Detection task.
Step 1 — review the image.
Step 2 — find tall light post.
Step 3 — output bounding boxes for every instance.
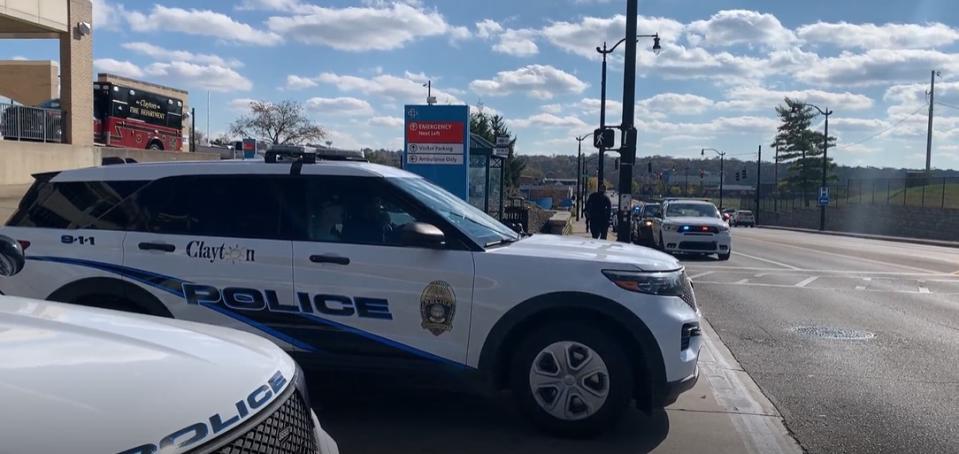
[800,103,833,231]
[575,134,591,221]
[595,35,660,187]
[702,148,726,210]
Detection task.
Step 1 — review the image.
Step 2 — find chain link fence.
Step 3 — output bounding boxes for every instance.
[754,177,959,212]
[0,102,63,143]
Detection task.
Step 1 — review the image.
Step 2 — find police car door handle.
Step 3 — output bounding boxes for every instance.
[138,242,175,253]
[309,254,350,265]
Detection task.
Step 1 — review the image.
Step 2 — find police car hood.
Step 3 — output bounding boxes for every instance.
[664,216,727,227]
[494,234,680,271]
[0,296,297,454]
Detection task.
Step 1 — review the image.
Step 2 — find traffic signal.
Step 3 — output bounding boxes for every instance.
[647,161,653,174]
[735,171,741,182]
[742,168,748,179]
[699,169,705,178]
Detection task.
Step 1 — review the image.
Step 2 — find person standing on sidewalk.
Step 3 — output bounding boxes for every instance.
[585,184,611,240]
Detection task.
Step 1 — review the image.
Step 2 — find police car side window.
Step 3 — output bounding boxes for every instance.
[11,180,145,229]
[302,177,422,247]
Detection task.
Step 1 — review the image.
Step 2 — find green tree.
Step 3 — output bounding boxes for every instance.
[771,98,836,205]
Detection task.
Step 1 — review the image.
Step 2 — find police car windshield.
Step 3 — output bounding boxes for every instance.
[391,177,520,247]
[666,203,720,219]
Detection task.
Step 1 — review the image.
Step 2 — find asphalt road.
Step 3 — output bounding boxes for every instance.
[684,227,959,453]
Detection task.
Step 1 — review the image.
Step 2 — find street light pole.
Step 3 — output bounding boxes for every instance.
[575,134,589,221]
[597,43,609,186]
[702,148,726,210]
[802,103,833,231]
[755,145,761,224]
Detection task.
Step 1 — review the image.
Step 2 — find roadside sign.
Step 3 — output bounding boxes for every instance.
[493,147,510,158]
[242,138,257,159]
[404,105,471,200]
[619,193,631,209]
[593,128,615,149]
[496,135,511,146]
[818,186,830,206]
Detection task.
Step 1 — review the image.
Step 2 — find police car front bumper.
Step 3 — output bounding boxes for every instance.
[662,367,699,406]
[661,230,731,254]
[312,411,340,454]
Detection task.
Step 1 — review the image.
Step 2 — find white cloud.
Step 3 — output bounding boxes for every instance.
[122,42,241,67]
[92,0,123,29]
[639,93,715,115]
[796,49,959,87]
[128,5,282,46]
[492,29,540,57]
[266,3,458,51]
[541,15,685,61]
[469,64,588,100]
[285,75,319,90]
[236,0,303,11]
[369,116,404,128]
[94,58,144,79]
[797,22,959,50]
[315,72,464,104]
[229,98,257,112]
[305,97,374,116]
[476,19,504,39]
[686,10,797,49]
[145,61,253,92]
[717,86,874,111]
[640,116,778,135]
[512,113,588,129]
[448,26,472,42]
[575,98,624,118]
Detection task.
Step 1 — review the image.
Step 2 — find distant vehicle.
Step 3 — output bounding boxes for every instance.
[94,81,184,150]
[0,237,339,454]
[632,202,661,246]
[732,210,755,227]
[721,208,736,223]
[652,199,731,260]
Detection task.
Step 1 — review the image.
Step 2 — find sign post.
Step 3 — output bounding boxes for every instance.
[403,105,471,200]
[818,186,830,207]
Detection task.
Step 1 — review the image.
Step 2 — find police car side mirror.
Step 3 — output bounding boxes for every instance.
[399,222,446,248]
[0,235,25,277]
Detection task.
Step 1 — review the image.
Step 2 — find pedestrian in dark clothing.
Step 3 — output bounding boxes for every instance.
[585,185,611,240]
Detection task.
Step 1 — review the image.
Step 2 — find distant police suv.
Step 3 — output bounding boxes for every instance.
[0,236,337,454]
[652,199,732,260]
[0,148,702,435]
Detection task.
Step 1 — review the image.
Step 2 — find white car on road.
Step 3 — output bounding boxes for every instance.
[652,199,732,260]
[0,236,338,454]
[0,148,701,436]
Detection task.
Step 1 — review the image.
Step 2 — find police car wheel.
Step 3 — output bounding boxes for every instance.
[718,252,731,261]
[510,322,633,437]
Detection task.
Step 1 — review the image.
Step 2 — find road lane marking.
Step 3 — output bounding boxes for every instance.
[688,270,716,280]
[919,287,931,294]
[736,236,942,274]
[856,285,866,291]
[795,276,819,288]
[735,278,750,284]
[695,280,958,295]
[863,277,872,282]
[732,251,802,270]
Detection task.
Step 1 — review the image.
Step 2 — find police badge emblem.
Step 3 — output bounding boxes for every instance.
[420,281,456,336]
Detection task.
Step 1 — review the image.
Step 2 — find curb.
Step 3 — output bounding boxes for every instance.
[757,225,959,249]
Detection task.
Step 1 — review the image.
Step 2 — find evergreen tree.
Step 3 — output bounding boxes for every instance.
[771,98,836,205]
[471,112,525,190]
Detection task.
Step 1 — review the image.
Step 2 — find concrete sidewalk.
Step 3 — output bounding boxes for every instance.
[759,224,959,249]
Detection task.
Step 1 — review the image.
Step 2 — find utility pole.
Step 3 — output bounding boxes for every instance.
[617,0,638,243]
[774,146,779,213]
[575,135,589,221]
[597,43,609,186]
[926,70,939,173]
[684,162,689,196]
[207,91,211,145]
[755,145,762,224]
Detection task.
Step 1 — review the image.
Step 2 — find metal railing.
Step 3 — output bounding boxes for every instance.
[754,177,959,211]
[0,102,63,143]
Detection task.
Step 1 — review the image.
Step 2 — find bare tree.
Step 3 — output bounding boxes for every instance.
[229,100,326,145]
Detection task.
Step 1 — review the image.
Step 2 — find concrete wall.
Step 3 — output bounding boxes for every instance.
[100,147,220,163]
[59,0,92,146]
[760,205,959,242]
[0,60,58,105]
[0,0,69,36]
[0,140,97,184]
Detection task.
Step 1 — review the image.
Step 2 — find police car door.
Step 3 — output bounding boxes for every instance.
[289,175,474,368]
[121,174,301,350]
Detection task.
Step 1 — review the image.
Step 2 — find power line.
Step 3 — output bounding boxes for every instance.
[936,100,959,111]
[843,105,927,147]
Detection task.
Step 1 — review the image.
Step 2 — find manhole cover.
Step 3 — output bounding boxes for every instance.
[793,326,875,340]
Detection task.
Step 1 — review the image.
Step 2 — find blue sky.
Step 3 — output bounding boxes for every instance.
[4,0,959,169]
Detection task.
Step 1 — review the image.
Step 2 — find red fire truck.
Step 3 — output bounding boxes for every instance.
[94,81,184,150]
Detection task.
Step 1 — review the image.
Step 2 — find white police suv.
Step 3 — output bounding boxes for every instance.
[0,236,338,454]
[0,149,701,436]
[652,199,732,260]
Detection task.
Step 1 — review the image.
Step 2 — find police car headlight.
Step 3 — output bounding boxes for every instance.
[603,270,684,296]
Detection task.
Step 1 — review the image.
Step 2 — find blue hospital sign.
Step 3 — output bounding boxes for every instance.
[404,105,471,200]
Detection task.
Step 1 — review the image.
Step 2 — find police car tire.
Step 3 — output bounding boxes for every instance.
[510,322,633,437]
[718,252,731,261]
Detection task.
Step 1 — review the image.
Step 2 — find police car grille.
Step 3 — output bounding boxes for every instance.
[214,391,317,454]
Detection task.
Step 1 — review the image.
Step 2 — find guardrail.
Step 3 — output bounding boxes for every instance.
[0,102,63,143]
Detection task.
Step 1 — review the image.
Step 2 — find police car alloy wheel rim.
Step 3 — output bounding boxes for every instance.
[529,341,610,421]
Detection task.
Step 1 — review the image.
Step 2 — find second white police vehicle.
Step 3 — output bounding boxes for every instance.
[652,199,732,260]
[0,146,702,435]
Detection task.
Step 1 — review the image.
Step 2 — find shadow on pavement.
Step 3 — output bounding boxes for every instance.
[308,373,670,453]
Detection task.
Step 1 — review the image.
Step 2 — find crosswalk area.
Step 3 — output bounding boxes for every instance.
[684,266,959,296]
